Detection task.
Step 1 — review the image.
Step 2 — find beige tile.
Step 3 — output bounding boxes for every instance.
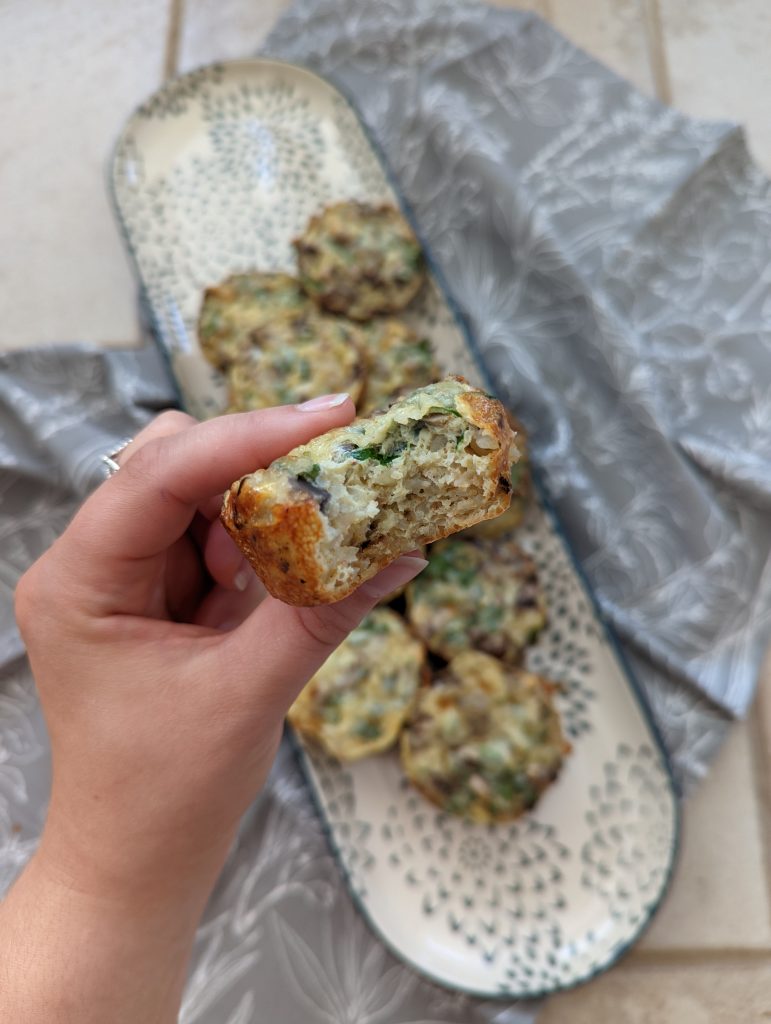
[0,0,172,350]
[658,0,771,173]
[177,0,291,73]
[541,960,771,1023]
[542,0,656,96]
[177,0,552,75]
[178,0,552,74]
[492,0,551,13]
[753,650,771,894]
[640,722,771,950]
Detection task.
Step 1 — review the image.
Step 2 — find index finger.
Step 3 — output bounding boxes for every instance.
[66,397,355,571]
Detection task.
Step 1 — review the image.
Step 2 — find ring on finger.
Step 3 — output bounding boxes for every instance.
[101,437,135,478]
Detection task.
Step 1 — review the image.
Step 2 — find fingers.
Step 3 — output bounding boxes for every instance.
[61,396,356,588]
[213,553,428,717]
[202,519,251,591]
[164,533,208,622]
[114,410,197,468]
[194,573,265,631]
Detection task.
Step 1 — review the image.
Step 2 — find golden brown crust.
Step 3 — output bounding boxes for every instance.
[460,412,531,539]
[455,387,516,518]
[222,477,512,606]
[400,773,447,815]
[221,484,330,604]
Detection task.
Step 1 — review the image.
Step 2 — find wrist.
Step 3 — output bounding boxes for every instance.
[24,847,201,932]
[37,801,237,921]
[0,853,201,1024]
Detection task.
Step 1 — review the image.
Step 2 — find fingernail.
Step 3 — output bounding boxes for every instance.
[364,555,429,599]
[233,567,251,592]
[297,393,350,412]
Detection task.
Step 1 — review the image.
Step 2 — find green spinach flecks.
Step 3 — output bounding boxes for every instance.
[427,405,461,418]
[350,440,408,465]
[298,463,321,483]
[354,720,382,740]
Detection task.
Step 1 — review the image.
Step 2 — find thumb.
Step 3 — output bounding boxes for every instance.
[213,553,428,718]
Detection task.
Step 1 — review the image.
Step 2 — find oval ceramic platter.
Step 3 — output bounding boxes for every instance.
[111,59,679,999]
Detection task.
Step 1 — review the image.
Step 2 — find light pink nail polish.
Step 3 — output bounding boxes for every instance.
[365,555,429,599]
[297,393,350,412]
[233,568,250,592]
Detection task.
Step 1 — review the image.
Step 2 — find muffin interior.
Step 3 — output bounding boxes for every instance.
[288,408,508,591]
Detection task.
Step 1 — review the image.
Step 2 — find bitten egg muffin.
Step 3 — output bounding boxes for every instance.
[221,378,516,605]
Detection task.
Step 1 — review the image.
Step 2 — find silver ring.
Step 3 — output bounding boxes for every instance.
[102,437,134,478]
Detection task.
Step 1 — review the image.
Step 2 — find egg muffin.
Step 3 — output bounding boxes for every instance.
[197,272,309,369]
[406,536,546,663]
[221,377,516,605]
[460,414,532,538]
[226,308,367,412]
[294,201,425,321]
[288,608,427,761]
[401,651,568,822]
[359,319,440,415]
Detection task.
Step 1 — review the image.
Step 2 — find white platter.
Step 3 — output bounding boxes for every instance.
[111,59,680,999]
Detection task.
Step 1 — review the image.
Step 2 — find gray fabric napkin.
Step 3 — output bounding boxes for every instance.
[1,0,770,1020]
[265,0,771,731]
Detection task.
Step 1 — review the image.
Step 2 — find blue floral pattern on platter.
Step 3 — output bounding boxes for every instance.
[111,59,679,998]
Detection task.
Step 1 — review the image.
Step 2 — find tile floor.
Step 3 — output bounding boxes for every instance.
[2,1,771,1018]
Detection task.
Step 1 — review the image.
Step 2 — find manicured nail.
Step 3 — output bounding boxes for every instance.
[233,567,251,592]
[364,555,429,599]
[217,620,239,632]
[297,393,350,412]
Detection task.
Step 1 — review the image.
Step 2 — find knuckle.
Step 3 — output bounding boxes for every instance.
[121,410,194,474]
[13,571,34,630]
[122,433,166,484]
[153,408,194,433]
[122,410,195,488]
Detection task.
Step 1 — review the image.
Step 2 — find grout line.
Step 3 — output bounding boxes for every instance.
[163,0,185,80]
[641,0,673,104]
[95,340,145,350]
[747,659,771,938]
[628,947,771,966]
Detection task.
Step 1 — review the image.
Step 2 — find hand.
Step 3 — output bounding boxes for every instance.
[3,396,426,1023]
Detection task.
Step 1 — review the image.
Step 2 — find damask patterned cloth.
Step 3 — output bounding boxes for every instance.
[1,1,770,1021]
